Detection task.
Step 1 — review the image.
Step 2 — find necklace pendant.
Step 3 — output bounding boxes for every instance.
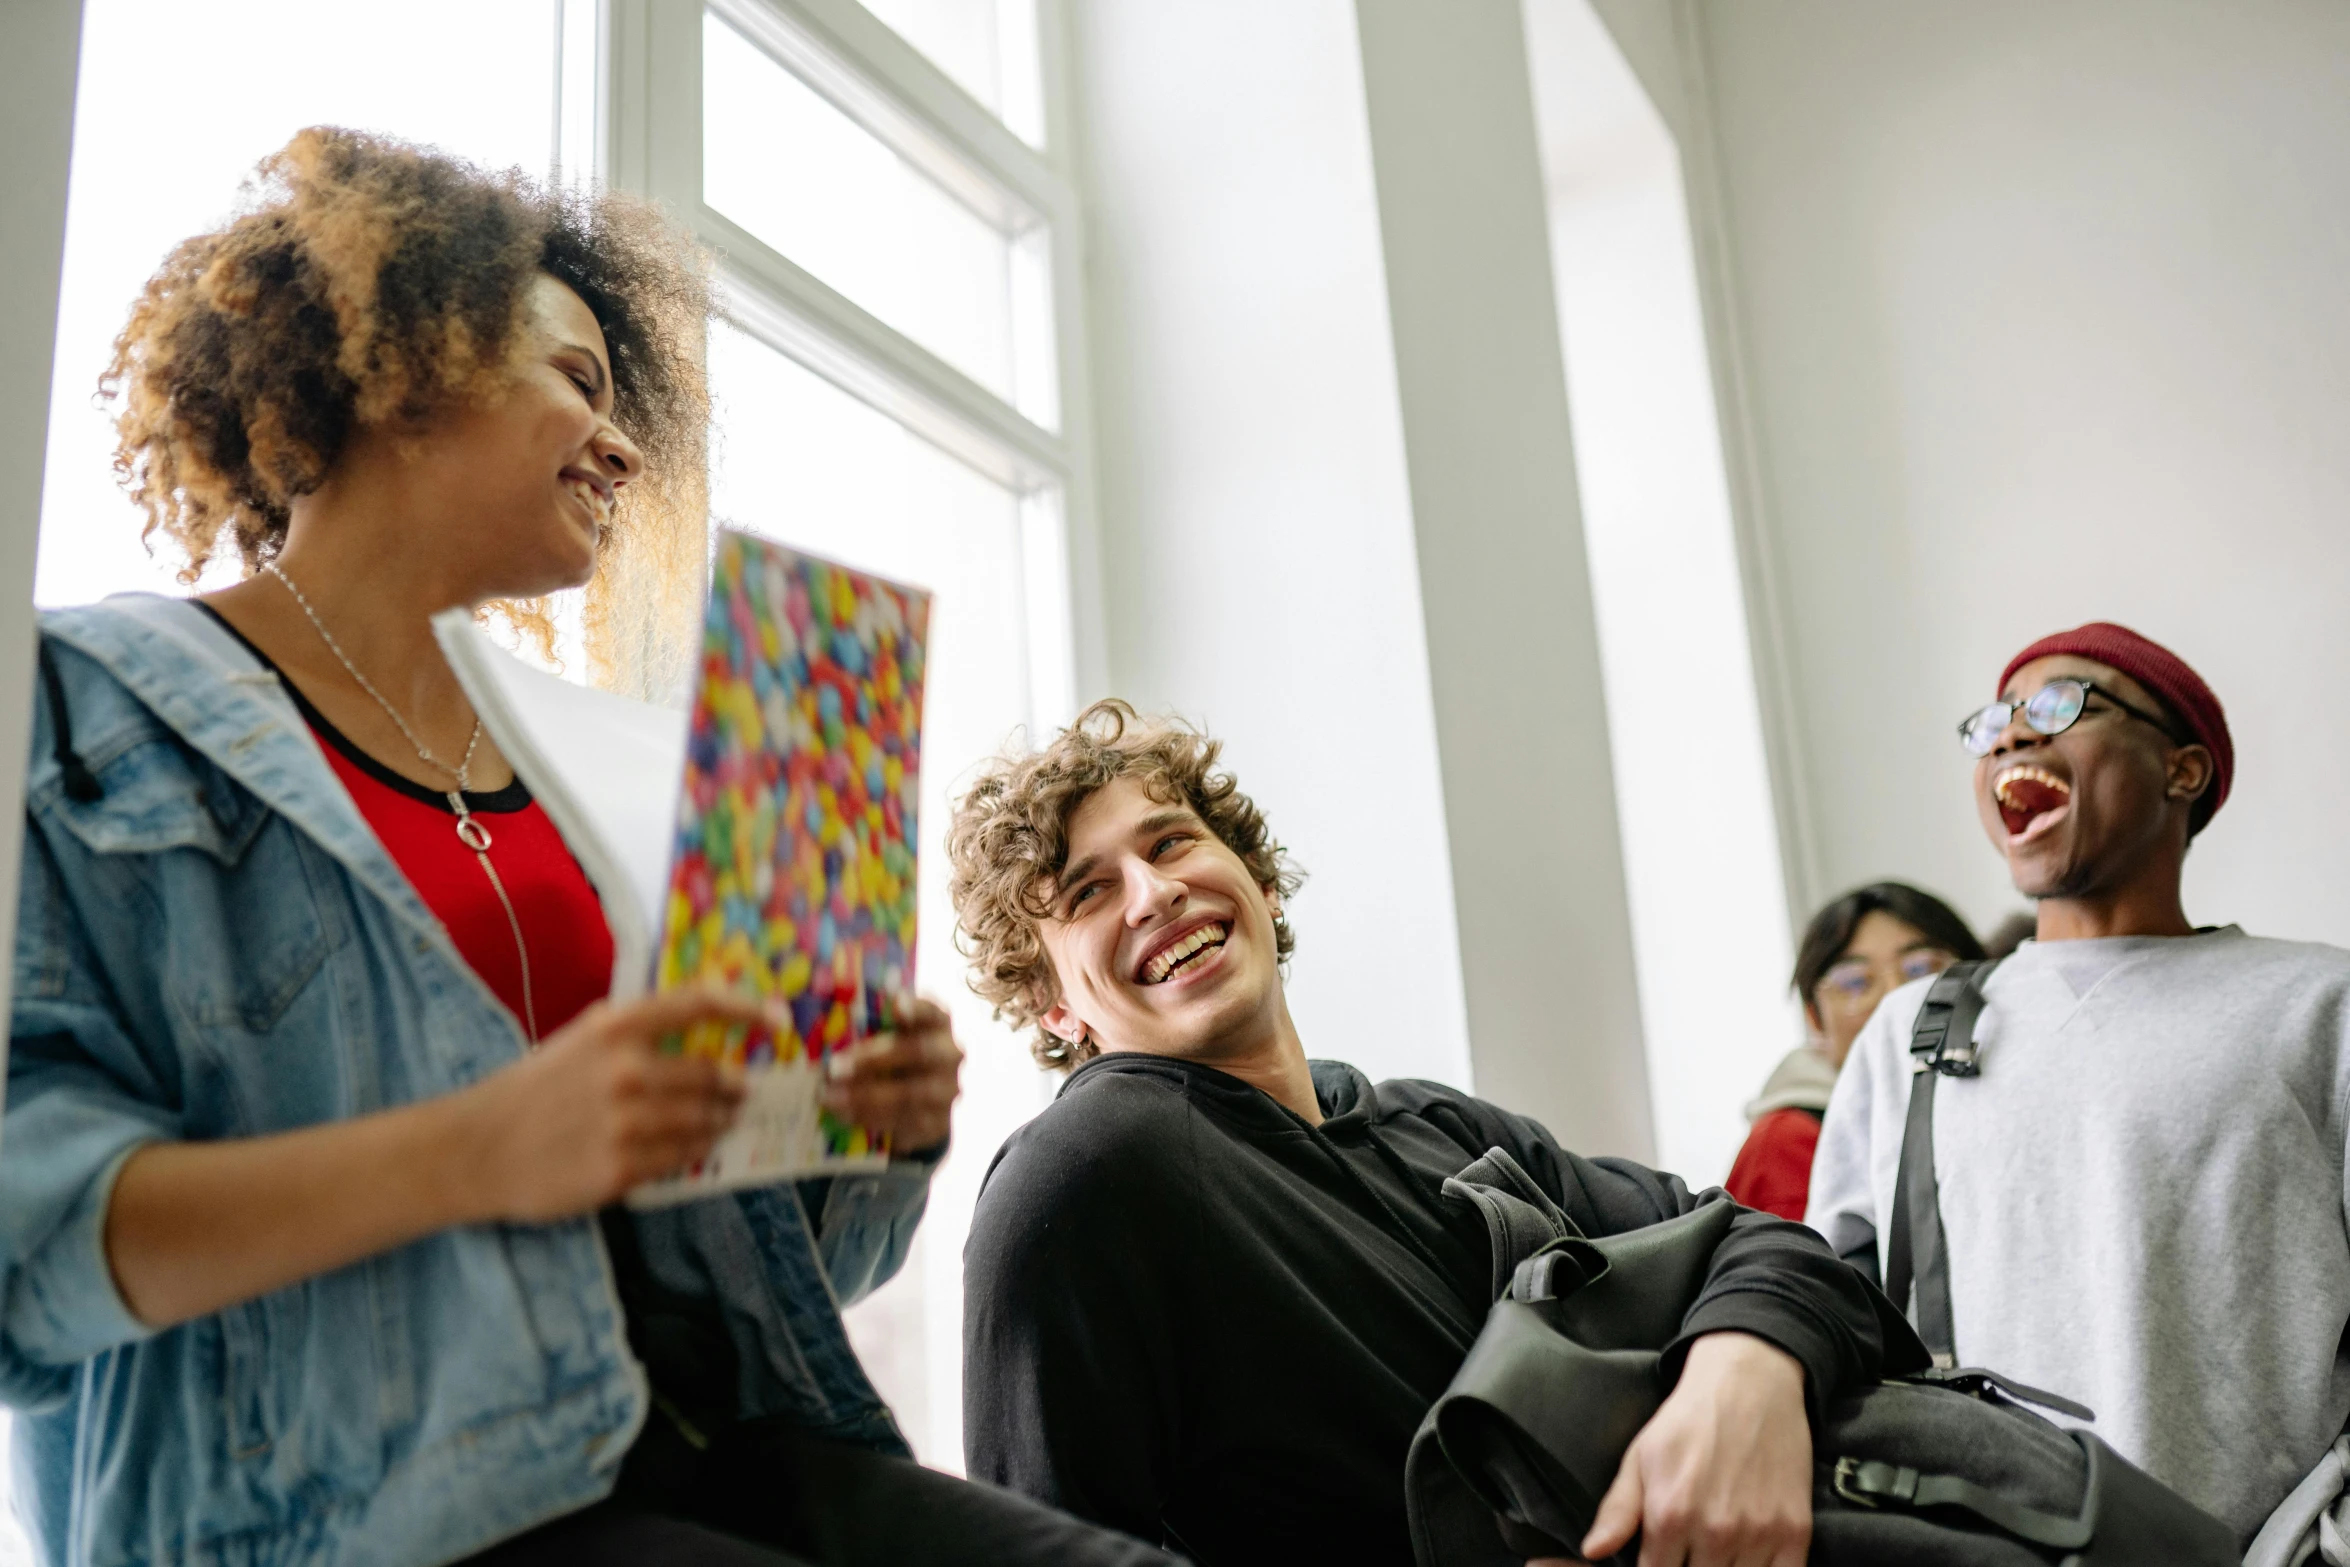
[273,564,532,1037]
[447,791,494,852]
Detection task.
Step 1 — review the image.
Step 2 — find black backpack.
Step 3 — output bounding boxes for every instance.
[1404,1063,2238,1567]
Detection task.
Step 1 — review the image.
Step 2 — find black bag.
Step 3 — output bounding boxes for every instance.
[1404,1143,2237,1565]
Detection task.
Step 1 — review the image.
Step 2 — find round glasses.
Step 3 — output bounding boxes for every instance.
[1816,948,1957,1013]
[1957,678,2179,757]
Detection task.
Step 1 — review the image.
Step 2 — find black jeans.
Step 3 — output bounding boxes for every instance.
[461,1421,1175,1567]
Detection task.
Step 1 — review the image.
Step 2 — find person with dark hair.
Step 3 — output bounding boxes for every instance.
[1724,884,1983,1220]
[5,129,1169,1567]
[949,701,1907,1567]
[1807,622,2350,1550]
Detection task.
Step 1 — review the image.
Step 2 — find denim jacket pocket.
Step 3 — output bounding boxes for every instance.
[209,1274,392,1499]
[41,736,331,1041]
[169,823,340,1039]
[43,729,270,867]
[217,1289,305,1462]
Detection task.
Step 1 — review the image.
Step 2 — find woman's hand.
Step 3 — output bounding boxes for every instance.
[101,986,940,1332]
[819,997,965,1155]
[106,987,764,1329]
[1553,1330,1812,1567]
[456,986,762,1223]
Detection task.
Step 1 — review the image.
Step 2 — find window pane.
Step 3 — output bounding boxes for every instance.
[859,0,1045,146]
[707,321,1054,1467]
[704,10,1055,423]
[36,0,561,610]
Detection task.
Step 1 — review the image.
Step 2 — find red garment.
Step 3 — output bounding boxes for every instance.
[1723,1108,1822,1223]
[314,736,613,1040]
[197,603,610,1024]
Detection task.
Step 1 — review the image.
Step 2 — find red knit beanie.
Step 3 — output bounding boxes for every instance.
[1998,622,2232,830]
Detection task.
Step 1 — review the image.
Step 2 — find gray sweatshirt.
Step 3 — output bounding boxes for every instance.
[1807,927,2350,1545]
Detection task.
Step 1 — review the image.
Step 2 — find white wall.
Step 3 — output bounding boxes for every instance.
[0,3,86,1557]
[1352,0,1652,1157]
[1640,0,2350,946]
[1,0,85,1116]
[1066,0,1473,1091]
[1070,1,1665,1157]
[1525,0,1796,1184]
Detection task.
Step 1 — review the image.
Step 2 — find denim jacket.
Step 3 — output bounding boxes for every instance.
[3,597,925,1567]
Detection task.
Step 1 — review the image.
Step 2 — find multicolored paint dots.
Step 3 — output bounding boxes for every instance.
[655,530,930,1166]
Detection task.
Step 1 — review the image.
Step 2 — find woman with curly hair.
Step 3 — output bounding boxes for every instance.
[5,129,1164,1567]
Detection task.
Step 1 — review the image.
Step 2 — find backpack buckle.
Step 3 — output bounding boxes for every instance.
[1908,963,1991,1079]
[1909,1021,1981,1078]
[1833,1455,1920,1509]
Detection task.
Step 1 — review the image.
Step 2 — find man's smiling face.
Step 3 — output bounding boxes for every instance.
[1974,654,2207,899]
[1036,775,1289,1065]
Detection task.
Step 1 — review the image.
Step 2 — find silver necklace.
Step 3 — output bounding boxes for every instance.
[266,560,540,1041]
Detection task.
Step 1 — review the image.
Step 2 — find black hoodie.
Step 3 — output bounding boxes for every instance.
[963,1055,1892,1566]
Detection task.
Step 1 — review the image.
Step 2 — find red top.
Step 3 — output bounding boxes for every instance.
[1723,1108,1822,1223]
[203,607,612,1038]
[311,743,613,1040]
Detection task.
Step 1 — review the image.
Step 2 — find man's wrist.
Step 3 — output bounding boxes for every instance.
[1683,1329,1807,1391]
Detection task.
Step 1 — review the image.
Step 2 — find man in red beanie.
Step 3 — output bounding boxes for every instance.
[1808,622,2350,1551]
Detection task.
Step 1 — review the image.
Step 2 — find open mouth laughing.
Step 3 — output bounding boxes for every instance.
[1993,764,2072,842]
[1136,919,1230,986]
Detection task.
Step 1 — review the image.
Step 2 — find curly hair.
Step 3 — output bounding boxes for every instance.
[103,126,710,685]
[947,700,1304,1072]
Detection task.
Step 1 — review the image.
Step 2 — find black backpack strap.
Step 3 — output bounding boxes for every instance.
[1905,1364,2094,1421]
[1884,958,2000,1368]
[1441,1146,1583,1302]
[1832,1427,2098,1552]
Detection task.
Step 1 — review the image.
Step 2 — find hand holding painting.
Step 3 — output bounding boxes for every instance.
[634,530,954,1202]
[451,985,762,1223]
[820,996,963,1155]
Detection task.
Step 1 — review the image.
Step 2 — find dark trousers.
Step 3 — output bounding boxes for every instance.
[462,1421,1174,1567]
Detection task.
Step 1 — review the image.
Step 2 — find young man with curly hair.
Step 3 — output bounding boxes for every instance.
[1808,624,2350,1551]
[950,702,1909,1567]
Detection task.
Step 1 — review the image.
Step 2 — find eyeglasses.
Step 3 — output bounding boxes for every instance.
[1817,949,1957,1011]
[1956,678,2181,758]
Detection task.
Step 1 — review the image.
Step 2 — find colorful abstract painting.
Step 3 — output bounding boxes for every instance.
[638,530,929,1198]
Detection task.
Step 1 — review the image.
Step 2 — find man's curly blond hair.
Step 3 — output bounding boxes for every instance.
[103,126,709,690]
[947,700,1304,1073]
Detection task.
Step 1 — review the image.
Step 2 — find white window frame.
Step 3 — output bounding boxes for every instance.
[593,0,1098,735]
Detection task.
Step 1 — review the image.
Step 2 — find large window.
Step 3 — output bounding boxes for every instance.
[35,0,568,609]
[702,319,1055,1461]
[27,0,1090,1489]
[629,0,1086,1469]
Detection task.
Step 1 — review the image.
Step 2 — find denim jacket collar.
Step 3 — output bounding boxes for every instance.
[43,593,457,955]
